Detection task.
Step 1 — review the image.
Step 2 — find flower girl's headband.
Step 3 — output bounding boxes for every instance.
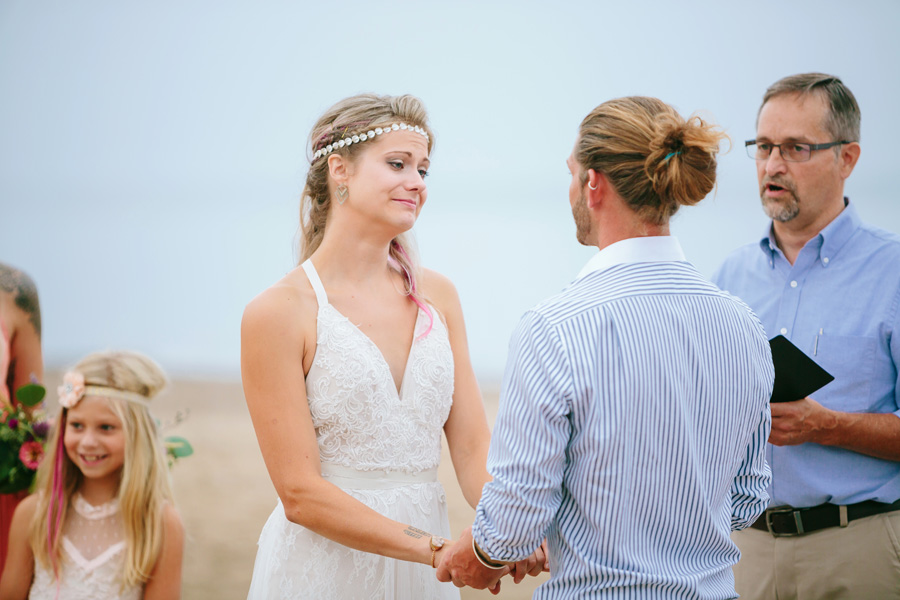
[312,122,430,162]
[57,371,150,409]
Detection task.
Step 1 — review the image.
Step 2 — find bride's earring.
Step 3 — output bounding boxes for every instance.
[336,184,349,205]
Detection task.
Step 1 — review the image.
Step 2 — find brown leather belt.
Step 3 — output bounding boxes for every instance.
[749,498,900,537]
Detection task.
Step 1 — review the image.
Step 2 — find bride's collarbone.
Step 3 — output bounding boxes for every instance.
[330,288,418,329]
[327,293,420,382]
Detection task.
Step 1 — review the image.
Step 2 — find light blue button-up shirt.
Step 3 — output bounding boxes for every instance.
[713,200,900,507]
[474,236,773,599]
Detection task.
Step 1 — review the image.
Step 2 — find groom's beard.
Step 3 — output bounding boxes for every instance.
[573,189,593,246]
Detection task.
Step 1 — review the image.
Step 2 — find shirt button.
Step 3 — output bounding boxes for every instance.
[823,257,830,264]
[790,280,798,288]
[780,328,787,335]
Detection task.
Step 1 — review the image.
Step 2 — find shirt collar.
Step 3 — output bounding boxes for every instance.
[757,197,861,264]
[576,236,687,280]
[819,198,861,260]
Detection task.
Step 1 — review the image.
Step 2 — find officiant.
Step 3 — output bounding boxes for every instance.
[713,73,900,599]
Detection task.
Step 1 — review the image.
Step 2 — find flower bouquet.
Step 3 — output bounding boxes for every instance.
[0,383,48,494]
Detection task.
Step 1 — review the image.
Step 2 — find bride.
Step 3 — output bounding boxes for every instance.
[242,93,541,599]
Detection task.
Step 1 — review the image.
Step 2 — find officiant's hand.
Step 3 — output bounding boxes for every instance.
[435,526,509,594]
[769,396,835,446]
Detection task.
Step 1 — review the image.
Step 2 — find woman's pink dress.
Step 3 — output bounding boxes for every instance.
[0,318,27,573]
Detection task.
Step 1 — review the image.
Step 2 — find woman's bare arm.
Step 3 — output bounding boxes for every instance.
[241,281,442,565]
[0,265,43,411]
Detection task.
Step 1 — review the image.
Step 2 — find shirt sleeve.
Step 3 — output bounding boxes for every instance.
[472,310,574,561]
[730,403,772,530]
[709,263,726,289]
[891,283,900,419]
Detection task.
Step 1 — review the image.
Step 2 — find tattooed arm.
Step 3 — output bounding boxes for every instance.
[0,263,43,410]
[243,281,453,567]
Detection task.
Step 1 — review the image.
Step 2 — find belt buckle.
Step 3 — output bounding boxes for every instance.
[765,506,804,537]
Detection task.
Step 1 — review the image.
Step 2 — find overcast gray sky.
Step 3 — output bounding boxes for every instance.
[2,0,899,382]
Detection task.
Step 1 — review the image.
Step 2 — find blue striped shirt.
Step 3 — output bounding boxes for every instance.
[474,236,773,599]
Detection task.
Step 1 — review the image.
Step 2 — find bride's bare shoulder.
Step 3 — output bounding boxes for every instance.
[242,267,318,334]
[419,268,462,317]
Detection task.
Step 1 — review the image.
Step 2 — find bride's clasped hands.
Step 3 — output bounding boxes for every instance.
[435,527,549,594]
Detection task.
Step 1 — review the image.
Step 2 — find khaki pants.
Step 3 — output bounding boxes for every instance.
[732,512,900,599]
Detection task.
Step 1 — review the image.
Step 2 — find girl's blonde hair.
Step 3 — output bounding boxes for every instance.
[29,350,174,588]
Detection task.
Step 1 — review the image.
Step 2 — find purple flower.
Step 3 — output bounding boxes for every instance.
[32,421,50,438]
[7,418,18,429]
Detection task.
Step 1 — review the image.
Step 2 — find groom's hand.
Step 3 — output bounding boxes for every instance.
[435,526,509,594]
[509,539,549,582]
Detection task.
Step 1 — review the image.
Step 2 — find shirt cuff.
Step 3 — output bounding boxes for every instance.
[472,506,527,563]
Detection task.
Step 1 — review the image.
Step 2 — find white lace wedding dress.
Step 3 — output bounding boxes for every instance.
[29,495,141,600]
[247,260,460,600]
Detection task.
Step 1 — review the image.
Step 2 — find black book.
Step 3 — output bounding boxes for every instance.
[768,335,834,403]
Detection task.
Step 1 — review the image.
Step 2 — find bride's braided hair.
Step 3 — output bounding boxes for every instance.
[299,93,436,335]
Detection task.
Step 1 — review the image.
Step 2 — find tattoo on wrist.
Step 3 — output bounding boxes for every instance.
[402,525,429,539]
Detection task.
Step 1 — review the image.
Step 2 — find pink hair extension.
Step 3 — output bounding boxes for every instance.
[391,240,433,338]
[47,411,68,592]
[313,120,378,152]
[312,132,332,152]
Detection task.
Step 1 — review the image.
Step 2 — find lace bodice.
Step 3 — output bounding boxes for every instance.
[29,495,141,600]
[302,260,455,473]
[249,261,459,599]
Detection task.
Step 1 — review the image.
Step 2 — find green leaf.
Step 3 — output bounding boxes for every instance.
[165,436,194,459]
[15,384,46,407]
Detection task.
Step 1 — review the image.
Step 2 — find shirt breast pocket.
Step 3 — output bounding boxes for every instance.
[813,335,876,412]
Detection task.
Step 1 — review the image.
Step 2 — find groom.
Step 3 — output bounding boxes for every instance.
[437,97,774,598]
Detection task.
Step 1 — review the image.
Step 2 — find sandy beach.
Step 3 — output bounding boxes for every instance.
[40,372,548,599]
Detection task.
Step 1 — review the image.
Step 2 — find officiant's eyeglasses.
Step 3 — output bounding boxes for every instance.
[745,140,850,162]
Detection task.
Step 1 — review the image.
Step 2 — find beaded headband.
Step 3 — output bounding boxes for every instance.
[58,371,150,409]
[312,123,429,162]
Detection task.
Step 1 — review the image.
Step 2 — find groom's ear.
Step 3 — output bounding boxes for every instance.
[585,169,609,209]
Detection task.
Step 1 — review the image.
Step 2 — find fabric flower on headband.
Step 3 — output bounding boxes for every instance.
[58,372,86,408]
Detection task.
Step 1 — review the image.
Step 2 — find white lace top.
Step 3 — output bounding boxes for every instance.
[303,260,455,474]
[247,260,460,599]
[29,495,141,600]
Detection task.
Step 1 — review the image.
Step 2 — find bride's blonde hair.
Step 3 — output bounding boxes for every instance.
[29,350,174,588]
[299,93,435,334]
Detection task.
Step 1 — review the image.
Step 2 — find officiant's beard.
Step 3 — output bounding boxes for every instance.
[573,190,593,245]
[761,190,801,222]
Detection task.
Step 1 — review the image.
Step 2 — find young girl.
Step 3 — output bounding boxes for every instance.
[0,351,184,599]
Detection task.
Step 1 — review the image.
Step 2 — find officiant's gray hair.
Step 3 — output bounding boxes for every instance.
[759,73,860,144]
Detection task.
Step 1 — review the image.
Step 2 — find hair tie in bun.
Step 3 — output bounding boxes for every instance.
[663,151,682,162]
